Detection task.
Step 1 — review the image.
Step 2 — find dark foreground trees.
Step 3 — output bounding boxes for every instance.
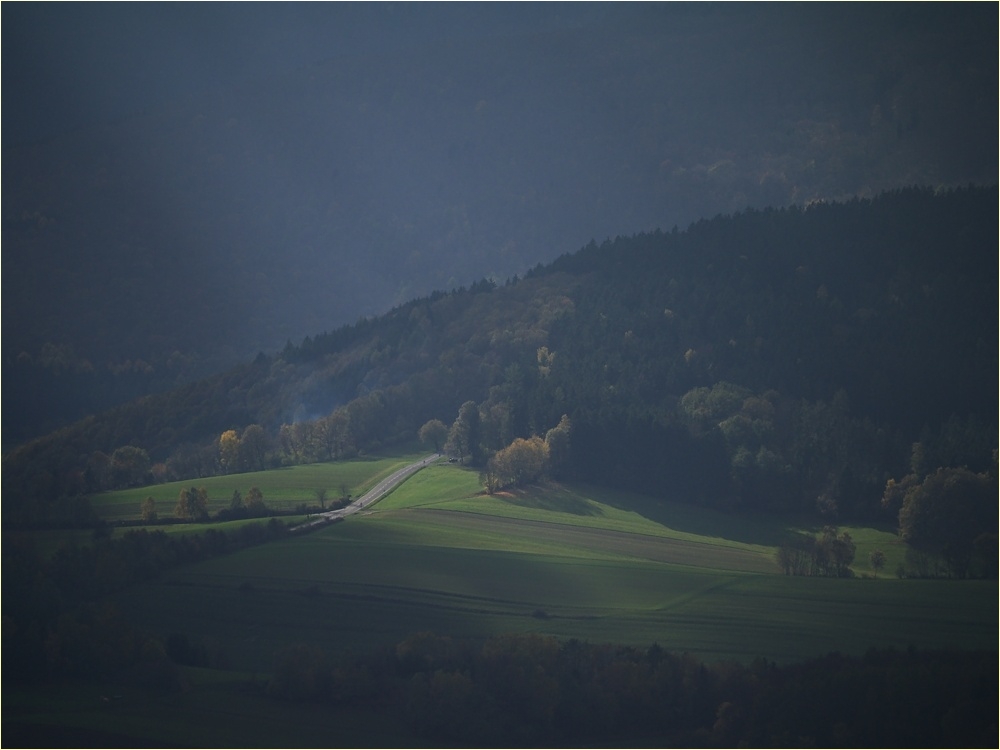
[2,519,289,687]
[264,631,998,748]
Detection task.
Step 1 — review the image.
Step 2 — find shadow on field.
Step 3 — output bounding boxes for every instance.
[496,486,604,517]
[580,484,792,547]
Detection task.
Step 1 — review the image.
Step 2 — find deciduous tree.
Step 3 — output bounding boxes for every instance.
[817,526,856,577]
[140,496,158,523]
[175,487,209,521]
[239,424,269,472]
[245,486,268,515]
[482,436,549,493]
[544,415,572,480]
[418,419,449,452]
[869,548,886,578]
[898,466,996,577]
[229,489,244,512]
[313,488,327,510]
[219,430,240,473]
[447,401,481,465]
[109,445,151,488]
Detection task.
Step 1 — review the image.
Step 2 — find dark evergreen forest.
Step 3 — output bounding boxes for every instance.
[5,187,996,545]
[4,4,996,445]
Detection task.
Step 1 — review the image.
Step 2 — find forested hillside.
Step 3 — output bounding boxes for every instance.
[4,4,996,443]
[6,188,995,548]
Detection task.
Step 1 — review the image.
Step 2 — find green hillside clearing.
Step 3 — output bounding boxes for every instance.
[108,462,995,671]
[90,453,425,520]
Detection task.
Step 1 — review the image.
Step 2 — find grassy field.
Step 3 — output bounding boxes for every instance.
[89,453,427,520]
[9,458,996,746]
[109,463,996,673]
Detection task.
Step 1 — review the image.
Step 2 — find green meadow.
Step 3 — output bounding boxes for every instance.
[108,462,996,672]
[90,453,426,520]
[9,458,996,746]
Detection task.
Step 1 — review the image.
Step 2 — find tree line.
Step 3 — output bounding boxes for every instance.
[261,631,997,747]
[428,402,572,495]
[2,518,289,687]
[776,526,857,577]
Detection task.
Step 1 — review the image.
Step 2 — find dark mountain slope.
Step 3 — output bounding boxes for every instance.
[4,4,996,444]
[3,187,996,523]
[543,187,995,429]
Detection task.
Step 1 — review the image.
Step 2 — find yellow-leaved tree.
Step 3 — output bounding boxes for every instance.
[219,430,239,473]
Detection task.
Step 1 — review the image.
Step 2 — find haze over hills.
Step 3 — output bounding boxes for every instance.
[3,3,997,445]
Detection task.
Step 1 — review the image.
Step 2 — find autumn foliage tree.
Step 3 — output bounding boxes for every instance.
[218,425,270,473]
[896,466,996,577]
[481,436,549,494]
[140,496,158,522]
[245,486,268,515]
[219,429,240,473]
[175,486,209,521]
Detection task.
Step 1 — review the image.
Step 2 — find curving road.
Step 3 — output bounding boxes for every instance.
[290,454,439,533]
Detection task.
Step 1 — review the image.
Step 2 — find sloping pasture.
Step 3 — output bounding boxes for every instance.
[112,464,997,672]
[90,453,424,520]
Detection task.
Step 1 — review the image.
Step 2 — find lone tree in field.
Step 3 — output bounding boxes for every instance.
[418,419,449,452]
[140,496,158,523]
[869,548,886,578]
[313,488,328,510]
[245,486,268,515]
[175,487,209,521]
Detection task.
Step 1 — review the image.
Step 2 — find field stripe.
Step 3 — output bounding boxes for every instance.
[378,507,778,573]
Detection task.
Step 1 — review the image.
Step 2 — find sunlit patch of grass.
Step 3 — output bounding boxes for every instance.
[374,463,484,511]
[90,454,426,521]
[782,519,906,578]
[376,468,776,559]
[84,451,993,674]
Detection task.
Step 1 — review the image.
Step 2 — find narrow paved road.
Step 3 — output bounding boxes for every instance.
[290,454,439,533]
